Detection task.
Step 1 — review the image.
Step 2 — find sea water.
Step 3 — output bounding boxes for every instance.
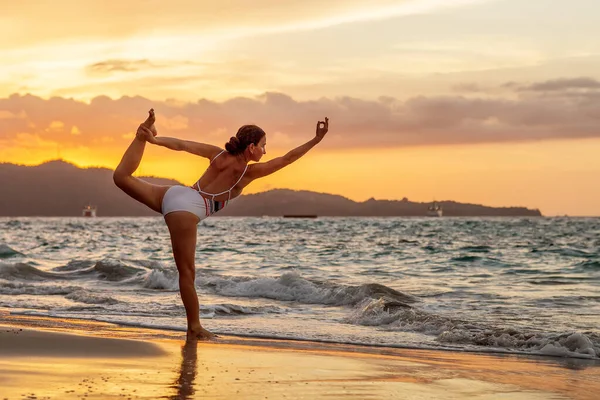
[1,216,598,359]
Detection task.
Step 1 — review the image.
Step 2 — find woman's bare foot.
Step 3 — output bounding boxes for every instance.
[186,326,218,342]
[141,108,157,136]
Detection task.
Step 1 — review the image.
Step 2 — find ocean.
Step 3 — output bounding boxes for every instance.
[1,216,598,359]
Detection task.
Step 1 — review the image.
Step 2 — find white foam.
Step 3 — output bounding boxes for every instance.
[204,272,417,306]
[0,280,77,295]
[142,270,178,290]
[65,289,121,305]
[538,333,598,358]
[347,297,600,358]
[348,298,453,335]
[438,329,599,358]
[203,303,284,316]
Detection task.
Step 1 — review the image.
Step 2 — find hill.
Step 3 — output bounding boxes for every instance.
[0,161,542,217]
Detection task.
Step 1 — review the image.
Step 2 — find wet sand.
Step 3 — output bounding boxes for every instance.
[0,313,599,399]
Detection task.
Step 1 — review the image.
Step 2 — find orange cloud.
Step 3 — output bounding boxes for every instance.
[1,82,599,155]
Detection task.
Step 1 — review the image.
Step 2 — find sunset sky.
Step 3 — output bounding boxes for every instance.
[1,0,599,216]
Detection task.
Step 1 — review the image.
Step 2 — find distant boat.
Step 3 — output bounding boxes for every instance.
[82,205,97,217]
[283,215,318,219]
[427,201,443,217]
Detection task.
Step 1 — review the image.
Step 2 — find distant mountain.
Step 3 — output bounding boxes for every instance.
[0,161,542,217]
[219,190,542,217]
[0,160,178,217]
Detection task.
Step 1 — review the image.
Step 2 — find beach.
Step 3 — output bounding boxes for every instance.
[1,313,599,400]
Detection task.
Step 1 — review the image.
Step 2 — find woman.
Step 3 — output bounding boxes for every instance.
[113,109,329,341]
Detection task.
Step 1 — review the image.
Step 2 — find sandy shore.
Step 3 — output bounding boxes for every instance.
[0,313,599,400]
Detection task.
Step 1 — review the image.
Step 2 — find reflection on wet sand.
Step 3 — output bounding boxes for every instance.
[170,342,198,400]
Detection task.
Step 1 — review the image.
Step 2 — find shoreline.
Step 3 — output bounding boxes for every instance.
[5,310,599,362]
[1,313,599,399]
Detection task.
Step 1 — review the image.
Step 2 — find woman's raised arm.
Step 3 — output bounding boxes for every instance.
[247,118,328,180]
[137,125,222,160]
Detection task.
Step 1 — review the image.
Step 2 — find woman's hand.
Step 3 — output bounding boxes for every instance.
[316,117,329,140]
[136,125,157,144]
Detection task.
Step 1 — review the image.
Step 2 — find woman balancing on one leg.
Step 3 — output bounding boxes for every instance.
[113,109,329,341]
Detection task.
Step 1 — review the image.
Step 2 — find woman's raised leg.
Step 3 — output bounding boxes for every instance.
[113,109,168,213]
[165,211,216,341]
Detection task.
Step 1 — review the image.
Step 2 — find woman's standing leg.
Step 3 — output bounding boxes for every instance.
[165,211,216,341]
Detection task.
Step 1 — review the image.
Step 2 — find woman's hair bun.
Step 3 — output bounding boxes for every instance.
[224,125,266,155]
[225,136,242,153]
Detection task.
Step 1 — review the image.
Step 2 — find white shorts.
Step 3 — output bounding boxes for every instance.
[161,185,228,221]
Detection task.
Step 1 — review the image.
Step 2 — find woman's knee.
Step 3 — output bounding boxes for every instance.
[113,169,129,189]
[178,266,196,284]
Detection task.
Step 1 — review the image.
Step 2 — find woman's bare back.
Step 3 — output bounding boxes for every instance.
[191,151,250,201]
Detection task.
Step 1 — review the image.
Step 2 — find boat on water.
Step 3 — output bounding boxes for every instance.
[427,201,443,217]
[82,205,97,217]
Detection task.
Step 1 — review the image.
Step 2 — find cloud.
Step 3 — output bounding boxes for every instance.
[452,83,486,93]
[86,59,157,74]
[159,115,189,131]
[0,82,598,154]
[519,77,600,92]
[84,59,207,77]
[0,110,26,119]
